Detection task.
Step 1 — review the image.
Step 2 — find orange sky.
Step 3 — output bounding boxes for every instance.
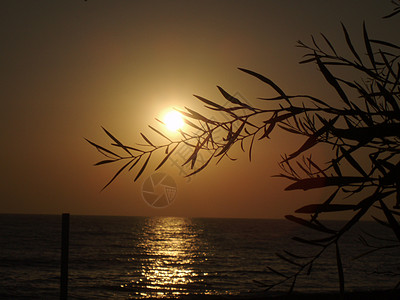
[1,1,398,218]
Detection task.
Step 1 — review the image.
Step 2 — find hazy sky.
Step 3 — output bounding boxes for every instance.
[1,1,398,218]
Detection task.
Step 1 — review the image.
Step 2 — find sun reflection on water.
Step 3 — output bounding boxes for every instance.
[122,217,211,298]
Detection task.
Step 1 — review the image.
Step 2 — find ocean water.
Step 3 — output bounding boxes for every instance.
[0,214,399,299]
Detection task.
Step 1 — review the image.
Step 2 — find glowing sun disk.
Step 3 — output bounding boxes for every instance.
[164,111,184,131]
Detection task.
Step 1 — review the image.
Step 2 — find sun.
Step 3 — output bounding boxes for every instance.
[163,110,184,131]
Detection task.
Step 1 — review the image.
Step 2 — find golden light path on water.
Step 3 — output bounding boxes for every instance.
[121,217,223,298]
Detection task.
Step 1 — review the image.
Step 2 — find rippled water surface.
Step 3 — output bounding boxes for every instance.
[0,214,399,299]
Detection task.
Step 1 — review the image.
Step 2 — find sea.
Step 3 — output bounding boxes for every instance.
[0,214,399,299]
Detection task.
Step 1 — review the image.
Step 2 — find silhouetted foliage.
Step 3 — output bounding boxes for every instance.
[87,2,400,295]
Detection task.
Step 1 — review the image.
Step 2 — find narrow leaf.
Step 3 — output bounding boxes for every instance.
[307,157,327,177]
[140,133,155,147]
[249,134,255,162]
[217,86,253,110]
[238,68,291,104]
[321,32,337,56]
[185,107,215,123]
[383,8,400,19]
[332,159,342,177]
[315,53,351,106]
[299,57,316,64]
[110,143,142,152]
[276,253,303,267]
[193,94,226,110]
[94,159,118,166]
[155,144,179,170]
[128,157,141,171]
[183,118,203,131]
[102,127,132,156]
[363,22,376,71]
[102,159,133,191]
[370,39,400,50]
[342,23,362,64]
[259,123,275,140]
[148,125,172,142]
[266,266,289,278]
[85,138,122,159]
[134,153,151,182]
[185,154,214,177]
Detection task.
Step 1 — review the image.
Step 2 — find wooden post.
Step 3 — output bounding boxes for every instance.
[60,213,70,300]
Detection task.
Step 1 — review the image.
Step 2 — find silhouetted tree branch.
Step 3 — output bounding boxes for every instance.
[87,2,400,295]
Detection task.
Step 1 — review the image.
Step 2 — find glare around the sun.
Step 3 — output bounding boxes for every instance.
[164,110,184,131]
